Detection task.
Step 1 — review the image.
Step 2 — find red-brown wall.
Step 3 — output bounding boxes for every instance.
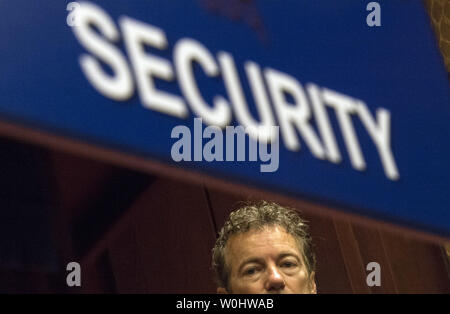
[0,138,449,293]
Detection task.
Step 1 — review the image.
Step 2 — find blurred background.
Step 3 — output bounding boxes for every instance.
[0,0,449,293]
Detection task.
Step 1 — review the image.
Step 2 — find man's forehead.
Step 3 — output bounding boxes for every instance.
[228,225,295,242]
[225,225,303,263]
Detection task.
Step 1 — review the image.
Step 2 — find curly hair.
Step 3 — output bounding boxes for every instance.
[211,201,316,289]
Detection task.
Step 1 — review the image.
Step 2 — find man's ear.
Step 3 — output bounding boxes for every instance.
[309,271,317,294]
[217,287,228,294]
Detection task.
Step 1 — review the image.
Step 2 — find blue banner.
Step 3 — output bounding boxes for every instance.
[0,1,449,236]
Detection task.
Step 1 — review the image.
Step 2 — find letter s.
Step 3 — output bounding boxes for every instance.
[72,2,134,100]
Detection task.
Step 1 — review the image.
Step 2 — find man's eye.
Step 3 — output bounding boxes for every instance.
[244,268,258,275]
[282,261,296,268]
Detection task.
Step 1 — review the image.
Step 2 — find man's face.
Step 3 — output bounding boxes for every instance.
[218,225,316,294]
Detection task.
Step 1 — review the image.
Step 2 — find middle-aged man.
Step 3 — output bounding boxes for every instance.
[212,201,317,294]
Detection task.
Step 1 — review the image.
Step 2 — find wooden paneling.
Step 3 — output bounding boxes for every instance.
[302,214,353,294]
[107,223,148,293]
[351,225,398,293]
[205,186,354,293]
[380,232,450,293]
[0,137,52,204]
[0,137,448,293]
[79,252,117,294]
[107,178,218,293]
[0,270,58,293]
[48,150,119,220]
[333,220,371,293]
[203,185,450,294]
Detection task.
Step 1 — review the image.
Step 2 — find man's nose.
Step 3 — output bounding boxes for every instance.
[265,266,285,292]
